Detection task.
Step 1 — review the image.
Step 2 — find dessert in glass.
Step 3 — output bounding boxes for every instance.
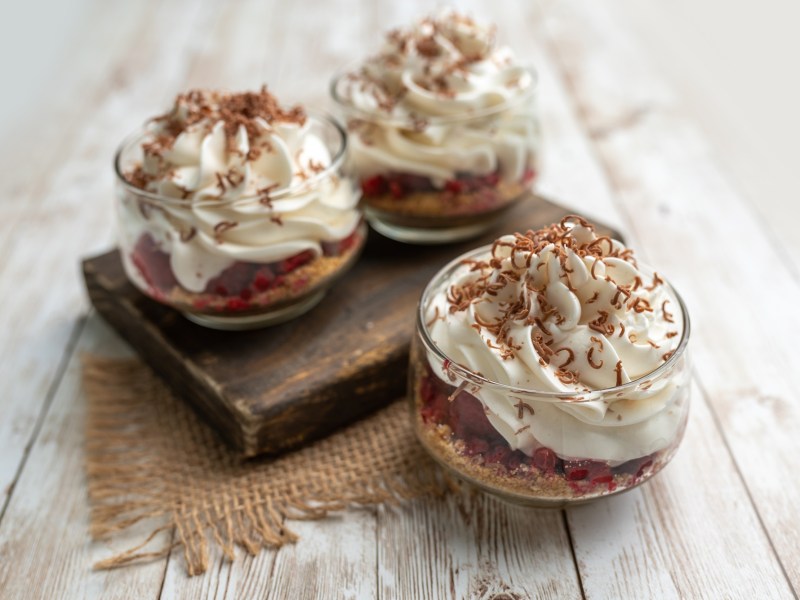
[115,88,365,329]
[410,216,691,506]
[331,10,540,244]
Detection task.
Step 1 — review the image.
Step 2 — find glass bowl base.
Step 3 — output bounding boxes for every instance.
[182,289,326,330]
[367,214,495,245]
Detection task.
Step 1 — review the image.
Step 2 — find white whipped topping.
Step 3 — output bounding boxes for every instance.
[425,220,687,463]
[120,89,361,292]
[335,10,539,186]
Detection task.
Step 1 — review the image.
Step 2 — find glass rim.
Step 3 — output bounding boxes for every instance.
[113,110,348,208]
[416,242,691,403]
[329,63,538,127]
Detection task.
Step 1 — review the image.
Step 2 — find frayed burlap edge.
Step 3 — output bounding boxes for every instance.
[83,356,449,575]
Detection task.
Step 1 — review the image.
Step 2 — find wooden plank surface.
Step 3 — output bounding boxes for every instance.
[0,0,798,598]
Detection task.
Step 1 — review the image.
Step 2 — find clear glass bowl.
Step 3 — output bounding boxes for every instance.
[330,69,541,244]
[114,114,366,330]
[409,246,691,507]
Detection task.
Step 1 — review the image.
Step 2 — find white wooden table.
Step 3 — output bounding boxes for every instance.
[1,1,798,598]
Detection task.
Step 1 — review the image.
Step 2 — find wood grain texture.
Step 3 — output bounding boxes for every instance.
[536,0,800,596]
[377,494,581,600]
[83,194,617,457]
[0,315,172,600]
[0,0,798,597]
[0,0,212,521]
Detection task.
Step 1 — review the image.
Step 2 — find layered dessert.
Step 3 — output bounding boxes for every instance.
[331,10,540,242]
[410,216,691,505]
[115,87,365,328]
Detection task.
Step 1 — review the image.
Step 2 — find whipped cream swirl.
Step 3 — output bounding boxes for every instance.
[120,88,361,292]
[425,217,688,462]
[334,10,539,185]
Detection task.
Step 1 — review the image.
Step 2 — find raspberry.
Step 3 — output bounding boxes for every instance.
[321,229,360,257]
[532,447,558,473]
[564,460,590,481]
[449,392,499,441]
[204,262,253,297]
[591,474,614,485]
[418,375,449,424]
[225,298,250,311]
[565,459,612,483]
[360,175,387,196]
[131,234,177,292]
[278,250,315,274]
[253,270,274,292]
[388,180,405,199]
[444,179,465,194]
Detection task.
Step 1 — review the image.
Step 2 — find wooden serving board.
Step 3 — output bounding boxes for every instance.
[83,193,622,457]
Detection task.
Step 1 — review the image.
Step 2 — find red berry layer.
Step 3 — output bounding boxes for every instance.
[418,368,657,493]
[129,227,363,313]
[361,168,536,202]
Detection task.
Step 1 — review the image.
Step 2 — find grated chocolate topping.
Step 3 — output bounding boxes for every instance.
[124,87,306,191]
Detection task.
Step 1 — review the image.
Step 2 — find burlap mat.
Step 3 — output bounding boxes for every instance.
[83,357,445,576]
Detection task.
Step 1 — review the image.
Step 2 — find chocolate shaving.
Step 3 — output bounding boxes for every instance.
[415,36,441,58]
[555,369,580,385]
[257,183,281,206]
[213,220,237,242]
[307,159,325,174]
[553,347,575,368]
[588,310,615,335]
[215,172,227,193]
[627,297,654,313]
[615,360,624,386]
[179,227,197,243]
[125,166,154,190]
[514,399,535,419]
[440,218,642,363]
[662,299,675,323]
[515,424,531,435]
[587,347,604,369]
[156,86,305,154]
[426,305,442,328]
[590,258,603,280]
[646,272,664,291]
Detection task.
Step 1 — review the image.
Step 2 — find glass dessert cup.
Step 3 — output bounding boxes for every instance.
[330,71,540,244]
[409,247,692,507]
[114,114,366,330]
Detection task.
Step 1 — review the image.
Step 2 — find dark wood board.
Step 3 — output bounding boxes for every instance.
[83,194,622,457]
